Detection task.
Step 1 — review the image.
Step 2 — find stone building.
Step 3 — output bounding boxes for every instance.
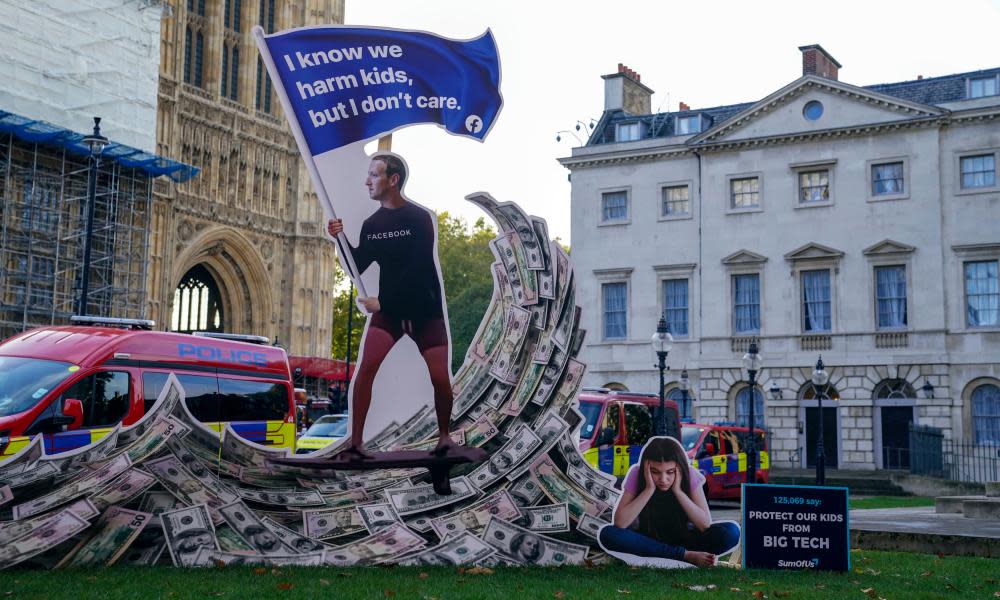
[151,0,345,356]
[561,46,1000,471]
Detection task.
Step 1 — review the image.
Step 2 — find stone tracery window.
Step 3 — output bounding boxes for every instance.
[171,264,224,334]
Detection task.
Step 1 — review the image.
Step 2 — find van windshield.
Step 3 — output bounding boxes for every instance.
[681,427,703,451]
[579,400,602,441]
[0,356,74,417]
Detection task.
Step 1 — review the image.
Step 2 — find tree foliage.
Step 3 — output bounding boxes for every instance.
[329,211,496,373]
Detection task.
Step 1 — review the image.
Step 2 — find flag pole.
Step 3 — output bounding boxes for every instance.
[251,26,368,298]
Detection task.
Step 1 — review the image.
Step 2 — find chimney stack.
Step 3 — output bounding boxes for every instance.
[602,63,655,115]
[679,101,690,112]
[798,44,841,81]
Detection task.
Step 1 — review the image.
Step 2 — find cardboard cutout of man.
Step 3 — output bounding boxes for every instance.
[327,152,457,458]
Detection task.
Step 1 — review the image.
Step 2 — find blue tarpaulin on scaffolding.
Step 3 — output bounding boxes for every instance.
[0,110,199,183]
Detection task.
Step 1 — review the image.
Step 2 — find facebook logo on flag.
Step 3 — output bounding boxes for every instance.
[257,26,503,154]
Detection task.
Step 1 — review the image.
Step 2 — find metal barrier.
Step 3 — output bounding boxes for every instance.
[909,424,1000,483]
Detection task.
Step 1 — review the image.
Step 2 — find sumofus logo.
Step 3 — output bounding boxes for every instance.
[777,558,819,568]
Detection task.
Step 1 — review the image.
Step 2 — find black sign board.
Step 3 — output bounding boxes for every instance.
[742,483,850,571]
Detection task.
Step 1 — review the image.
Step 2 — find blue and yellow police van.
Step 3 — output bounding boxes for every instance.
[681,422,770,499]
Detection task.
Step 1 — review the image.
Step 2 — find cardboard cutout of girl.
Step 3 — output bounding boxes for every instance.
[598,436,740,568]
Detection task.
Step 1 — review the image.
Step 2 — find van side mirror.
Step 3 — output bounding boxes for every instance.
[56,398,84,430]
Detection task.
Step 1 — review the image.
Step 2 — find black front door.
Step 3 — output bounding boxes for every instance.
[881,406,913,469]
[805,406,838,468]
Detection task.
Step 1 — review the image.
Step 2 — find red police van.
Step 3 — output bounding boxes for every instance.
[0,316,297,458]
[681,422,770,500]
[579,388,682,478]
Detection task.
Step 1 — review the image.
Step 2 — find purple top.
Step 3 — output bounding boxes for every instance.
[622,464,706,495]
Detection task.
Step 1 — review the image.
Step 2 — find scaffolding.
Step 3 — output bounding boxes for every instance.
[0,132,152,340]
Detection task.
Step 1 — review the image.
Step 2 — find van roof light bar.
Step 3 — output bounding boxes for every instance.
[192,331,271,345]
[70,315,155,330]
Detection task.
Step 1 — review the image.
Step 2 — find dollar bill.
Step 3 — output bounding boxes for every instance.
[302,506,366,538]
[215,525,255,552]
[481,517,588,566]
[551,245,573,321]
[513,503,570,533]
[0,485,11,507]
[194,548,326,567]
[320,487,371,508]
[235,487,325,507]
[167,438,238,500]
[532,331,554,365]
[138,491,184,520]
[238,468,299,488]
[501,361,544,417]
[529,455,610,521]
[260,516,332,553]
[497,202,544,269]
[364,420,403,452]
[160,504,219,567]
[0,434,43,479]
[59,506,152,567]
[552,359,586,417]
[0,509,91,570]
[466,192,515,233]
[12,453,132,520]
[468,423,541,489]
[492,233,538,307]
[40,425,121,475]
[89,468,158,511]
[488,305,531,384]
[387,476,479,517]
[390,411,439,448]
[482,381,511,409]
[472,301,506,361]
[220,424,289,467]
[528,301,548,331]
[565,461,619,505]
[356,502,401,533]
[182,442,244,479]
[322,522,426,566]
[116,524,167,566]
[118,372,183,447]
[429,489,521,539]
[506,473,545,507]
[216,500,299,555]
[3,461,60,489]
[0,499,96,545]
[532,218,556,300]
[531,344,569,406]
[310,479,364,494]
[144,455,233,516]
[452,362,493,420]
[576,513,610,540]
[461,416,500,448]
[507,410,570,481]
[400,531,497,566]
[555,432,590,473]
[550,287,576,353]
[120,415,191,465]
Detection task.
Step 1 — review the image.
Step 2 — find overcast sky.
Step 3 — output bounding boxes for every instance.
[346,0,1000,245]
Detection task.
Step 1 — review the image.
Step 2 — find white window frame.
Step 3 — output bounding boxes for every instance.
[594,268,634,342]
[598,186,631,226]
[790,159,836,209]
[655,263,697,342]
[787,254,842,335]
[725,172,764,214]
[967,74,1000,99]
[675,115,703,135]
[730,271,762,335]
[658,180,693,221]
[800,268,833,333]
[615,122,641,142]
[955,148,1000,196]
[963,259,1000,330]
[866,157,910,202]
[872,264,909,331]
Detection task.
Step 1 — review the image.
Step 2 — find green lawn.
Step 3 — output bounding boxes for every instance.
[1,550,997,600]
[850,496,936,510]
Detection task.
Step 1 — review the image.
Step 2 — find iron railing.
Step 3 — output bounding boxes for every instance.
[910,424,1000,483]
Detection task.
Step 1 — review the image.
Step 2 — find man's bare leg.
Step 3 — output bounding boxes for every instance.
[340,327,395,460]
[422,345,457,456]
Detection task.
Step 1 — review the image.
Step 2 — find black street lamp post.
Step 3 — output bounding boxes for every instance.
[812,356,829,486]
[77,117,108,316]
[650,317,673,436]
[742,341,762,484]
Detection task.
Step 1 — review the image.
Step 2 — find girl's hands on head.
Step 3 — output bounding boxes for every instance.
[643,461,655,491]
[671,467,684,495]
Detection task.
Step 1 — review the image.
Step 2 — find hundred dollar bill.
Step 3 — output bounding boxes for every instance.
[260,516,332,554]
[550,287,576,353]
[0,434,43,477]
[182,441,244,479]
[531,344,569,406]
[398,429,465,453]
[12,453,132,520]
[387,476,479,517]
[138,491,184,521]
[0,499,96,545]
[4,458,60,489]
[497,201,544,269]
[528,300,548,331]
[195,548,326,567]
[452,362,493,420]
[552,359,586,417]
[507,411,570,481]
[488,305,532,384]
[0,485,11,507]
[532,218,555,300]
[118,372,183,447]
[481,517,588,566]
[215,525,254,552]
[555,432,591,473]
[532,331,554,365]
[116,524,167,566]
[576,513,610,540]
[321,487,371,508]
[364,420,403,452]
[160,503,219,567]
[217,500,295,555]
[491,259,516,308]
[468,423,541,489]
[501,361,544,417]
[429,489,521,539]
[506,473,545,507]
[482,381,512,409]
[491,233,538,307]
[529,455,610,521]
[302,506,366,538]
[167,438,238,500]
[59,506,152,567]
[466,192,515,233]
[323,522,426,566]
[472,300,506,361]
[564,464,619,506]
[119,415,191,465]
[310,479,364,494]
[400,531,497,566]
[461,416,500,448]
[389,411,440,448]
[40,425,121,475]
[551,245,573,322]
[235,487,325,507]
[357,502,401,533]
[144,455,234,515]
[89,468,158,511]
[220,424,289,467]
[513,503,570,533]
[0,509,91,570]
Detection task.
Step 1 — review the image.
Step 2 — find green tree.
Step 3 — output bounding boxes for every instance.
[329,212,496,373]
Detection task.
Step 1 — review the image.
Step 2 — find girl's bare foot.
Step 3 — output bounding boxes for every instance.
[683,550,717,568]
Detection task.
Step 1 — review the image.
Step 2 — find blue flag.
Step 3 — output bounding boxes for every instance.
[258,26,502,154]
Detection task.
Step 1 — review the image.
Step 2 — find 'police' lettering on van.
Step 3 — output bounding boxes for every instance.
[177,343,268,367]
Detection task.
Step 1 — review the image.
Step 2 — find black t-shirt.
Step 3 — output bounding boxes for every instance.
[350,202,444,320]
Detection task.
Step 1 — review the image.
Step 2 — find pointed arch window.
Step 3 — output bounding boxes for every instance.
[171,264,224,334]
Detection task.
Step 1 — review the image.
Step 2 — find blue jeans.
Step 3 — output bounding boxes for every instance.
[599,522,741,562]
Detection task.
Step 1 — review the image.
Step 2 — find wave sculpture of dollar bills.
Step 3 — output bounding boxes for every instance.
[0,197,619,570]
